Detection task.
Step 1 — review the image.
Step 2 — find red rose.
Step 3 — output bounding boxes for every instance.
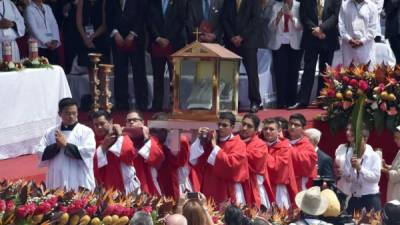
[358,80,369,91]
[378,83,385,92]
[59,205,68,213]
[122,208,135,218]
[0,199,5,211]
[17,206,29,218]
[6,200,15,213]
[35,202,52,214]
[86,205,97,216]
[327,90,335,97]
[103,204,115,216]
[349,79,358,87]
[48,196,58,208]
[342,76,350,83]
[26,203,36,215]
[113,204,124,216]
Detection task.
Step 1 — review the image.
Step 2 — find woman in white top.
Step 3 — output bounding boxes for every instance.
[382,126,400,201]
[267,0,303,109]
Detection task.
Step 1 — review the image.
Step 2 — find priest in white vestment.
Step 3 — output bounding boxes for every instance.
[339,0,378,66]
[36,98,96,191]
[0,0,25,62]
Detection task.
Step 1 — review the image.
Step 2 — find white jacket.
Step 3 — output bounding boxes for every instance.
[267,1,303,50]
[387,150,400,201]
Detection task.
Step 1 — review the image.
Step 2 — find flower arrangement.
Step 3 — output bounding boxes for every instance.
[21,57,52,69]
[0,61,24,72]
[317,64,400,134]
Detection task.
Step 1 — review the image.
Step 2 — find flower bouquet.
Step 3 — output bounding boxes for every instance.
[0,61,24,72]
[318,64,400,134]
[21,57,52,69]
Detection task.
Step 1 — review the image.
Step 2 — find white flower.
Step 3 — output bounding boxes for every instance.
[8,62,15,69]
[32,59,40,65]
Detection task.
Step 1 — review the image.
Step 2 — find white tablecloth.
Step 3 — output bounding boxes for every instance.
[0,66,72,159]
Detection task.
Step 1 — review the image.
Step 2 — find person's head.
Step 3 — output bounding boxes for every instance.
[166,214,187,225]
[130,211,153,225]
[240,113,260,140]
[182,200,212,225]
[224,205,244,225]
[345,123,370,147]
[304,128,321,148]
[150,112,169,143]
[345,123,355,144]
[275,116,289,138]
[294,186,328,217]
[394,126,400,148]
[91,110,113,137]
[58,97,78,126]
[262,118,281,143]
[383,200,400,225]
[288,113,307,140]
[217,112,236,138]
[126,110,144,128]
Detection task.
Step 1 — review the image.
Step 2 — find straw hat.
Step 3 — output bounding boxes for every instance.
[295,186,328,216]
[321,189,341,217]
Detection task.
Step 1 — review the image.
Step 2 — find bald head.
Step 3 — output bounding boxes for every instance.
[166,214,187,225]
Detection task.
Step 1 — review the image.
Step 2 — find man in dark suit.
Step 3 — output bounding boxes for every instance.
[221,0,262,113]
[106,0,148,111]
[385,0,400,65]
[289,0,341,109]
[147,0,187,111]
[186,0,224,43]
[305,128,335,180]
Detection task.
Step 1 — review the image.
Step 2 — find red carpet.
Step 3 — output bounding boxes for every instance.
[1,108,394,202]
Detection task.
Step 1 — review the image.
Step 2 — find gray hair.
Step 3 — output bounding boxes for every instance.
[130,211,154,225]
[166,214,188,225]
[305,128,321,144]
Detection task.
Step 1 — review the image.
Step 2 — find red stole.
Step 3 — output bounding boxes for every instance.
[157,136,190,199]
[191,135,249,205]
[267,138,298,203]
[132,136,165,195]
[290,137,318,189]
[244,135,275,208]
[93,135,136,192]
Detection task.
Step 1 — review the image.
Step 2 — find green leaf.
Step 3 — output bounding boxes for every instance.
[373,110,385,134]
[351,95,366,158]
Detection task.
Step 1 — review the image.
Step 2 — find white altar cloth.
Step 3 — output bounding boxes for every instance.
[0,66,72,159]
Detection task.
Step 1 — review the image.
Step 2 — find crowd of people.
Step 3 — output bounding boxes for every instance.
[0,0,399,113]
[35,97,400,223]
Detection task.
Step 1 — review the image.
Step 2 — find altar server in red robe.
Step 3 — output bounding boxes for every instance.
[189,112,249,205]
[124,110,165,195]
[92,110,140,193]
[288,113,317,191]
[239,113,274,208]
[262,118,298,209]
[149,113,192,200]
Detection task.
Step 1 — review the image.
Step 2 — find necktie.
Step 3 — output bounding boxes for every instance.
[284,14,289,32]
[236,0,241,11]
[120,0,124,10]
[203,0,210,20]
[317,0,323,21]
[162,0,168,15]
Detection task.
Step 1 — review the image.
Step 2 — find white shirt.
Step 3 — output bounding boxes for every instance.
[0,0,25,62]
[343,144,381,197]
[25,2,60,48]
[335,143,353,196]
[339,0,378,66]
[36,123,96,191]
[96,136,141,194]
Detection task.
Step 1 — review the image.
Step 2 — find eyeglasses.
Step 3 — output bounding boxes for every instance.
[126,118,143,123]
[217,122,231,128]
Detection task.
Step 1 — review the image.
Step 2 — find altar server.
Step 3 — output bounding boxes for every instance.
[36,98,96,191]
[0,0,25,62]
[25,0,60,64]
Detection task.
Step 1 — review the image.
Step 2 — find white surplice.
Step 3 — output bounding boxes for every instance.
[24,2,60,48]
[96,136,141,194]
[36,123,96,191]
[339,0,378,66]
[0,0,25,62]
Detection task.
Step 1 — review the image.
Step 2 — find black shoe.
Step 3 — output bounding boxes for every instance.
[288,102,307,110]
[250,103,261,113]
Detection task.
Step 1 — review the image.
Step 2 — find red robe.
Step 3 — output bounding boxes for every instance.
[157,135,190,199]
[93,135,137,193]
[267,138,298,203]
[132,136,165,195]
[290,137,318,190]
[244,135,275,208]
[190,135,249,205]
